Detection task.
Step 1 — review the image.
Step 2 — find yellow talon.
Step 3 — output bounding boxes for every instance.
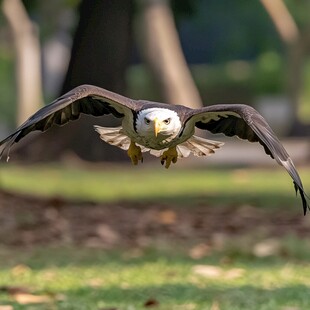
[127,141,143,165]
[160,146,178,169]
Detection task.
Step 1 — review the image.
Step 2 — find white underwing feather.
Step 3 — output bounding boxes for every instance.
[94,125,224,159]
[94,125,131,150]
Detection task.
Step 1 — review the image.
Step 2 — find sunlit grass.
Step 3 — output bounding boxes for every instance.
[0,244,310,309]
[0,163,309,209]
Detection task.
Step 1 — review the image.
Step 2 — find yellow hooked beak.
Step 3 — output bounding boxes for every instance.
[154,118,161,137]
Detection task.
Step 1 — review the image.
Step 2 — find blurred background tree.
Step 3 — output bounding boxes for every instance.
[135,0,202,108]
[0,0,309,161]
[261,0,310,135]
[23,0,134,162]
[2,0,43,126]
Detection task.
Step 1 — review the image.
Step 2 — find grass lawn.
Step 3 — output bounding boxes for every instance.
[0,163,309,208]
[1,244,310,309]
[0,164,309,309]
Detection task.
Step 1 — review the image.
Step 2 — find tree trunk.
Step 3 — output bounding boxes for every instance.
[61,0,132,94]
[260,0,299,45]
[2,0,43,126]
[286,31,310,135]
[15,0,134,162]
[259,0,310,134]
[135,0,202,108]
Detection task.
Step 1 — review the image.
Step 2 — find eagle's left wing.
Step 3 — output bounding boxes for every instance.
[0,85,142,160]
[186,104,309,215]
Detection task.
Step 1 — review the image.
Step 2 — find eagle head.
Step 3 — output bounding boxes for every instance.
[136,108,182,140]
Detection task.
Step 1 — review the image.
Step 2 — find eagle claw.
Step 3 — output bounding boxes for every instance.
[160,147,178,169]
[127,141,143,165]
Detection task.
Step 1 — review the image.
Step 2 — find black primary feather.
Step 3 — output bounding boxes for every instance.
[0,85,139,159]
[189,104,309,215]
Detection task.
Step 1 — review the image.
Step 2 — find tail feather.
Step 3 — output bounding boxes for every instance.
[177,135,224,158]
[94,126,224,159]
[150,136,224,158]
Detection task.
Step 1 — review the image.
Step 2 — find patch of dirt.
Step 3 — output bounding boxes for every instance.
[0,190,309,248]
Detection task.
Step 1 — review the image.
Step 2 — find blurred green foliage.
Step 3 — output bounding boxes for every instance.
[1,52,309,127]
[0,0,309,126]
[286,0,310,26]
[127,52,285,105]
[0,55,295,127]
[177,0,282,63]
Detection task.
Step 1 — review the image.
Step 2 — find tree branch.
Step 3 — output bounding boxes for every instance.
[260,0,299,45]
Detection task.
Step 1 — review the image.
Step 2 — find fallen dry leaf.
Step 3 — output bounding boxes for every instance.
[157,210,177,225]
[192,265,222,278]
[12,293,54,304]
[210,300,221,310]
[192,265,245,280]
[253,238,281,257]
[144,298,159,307]
[96,224,120,244]
[189,243,211,259]
[224,268,245,279]
[0,306,14,310]
[86,278,105,288]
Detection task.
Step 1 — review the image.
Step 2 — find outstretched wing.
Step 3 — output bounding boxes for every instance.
[186,104,309,215]
[0,84,142,159]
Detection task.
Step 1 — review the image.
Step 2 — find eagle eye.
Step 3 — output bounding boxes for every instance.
[163,118,171,125]
[144,118,150,125]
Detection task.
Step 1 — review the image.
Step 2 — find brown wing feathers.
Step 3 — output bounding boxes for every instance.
[0,86,308,214]
[192,104,309,215]
[0,85,134,158]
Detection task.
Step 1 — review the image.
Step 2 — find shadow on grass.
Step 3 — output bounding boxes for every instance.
[0,187,308,252]
[126,191,305,210]
[57,283,310,309]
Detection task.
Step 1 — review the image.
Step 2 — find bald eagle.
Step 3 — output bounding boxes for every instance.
[0,85,308,214]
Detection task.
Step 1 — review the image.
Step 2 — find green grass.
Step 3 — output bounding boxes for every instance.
[0,164,310,309]
[0,164,309,209]
[0,243,310,309]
